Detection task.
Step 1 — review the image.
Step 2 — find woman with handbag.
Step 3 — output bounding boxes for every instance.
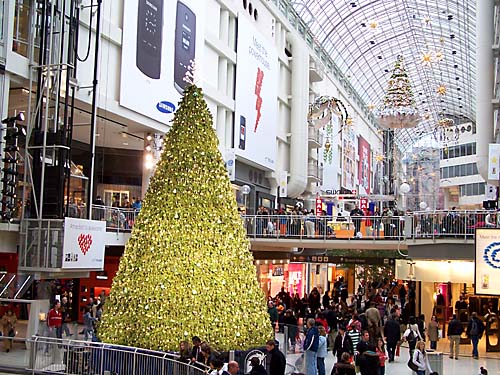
[1,309,17,352]
[411,341,433,375]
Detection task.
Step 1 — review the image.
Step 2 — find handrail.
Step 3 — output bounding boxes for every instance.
[21,205,498,240]
[24,336,208,375]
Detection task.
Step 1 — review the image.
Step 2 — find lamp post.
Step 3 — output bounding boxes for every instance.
[241,184,251,214]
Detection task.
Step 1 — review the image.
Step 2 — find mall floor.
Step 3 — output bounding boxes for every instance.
[0,323,500,374]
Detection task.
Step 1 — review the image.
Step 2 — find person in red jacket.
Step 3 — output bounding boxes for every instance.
[47,300,63,339]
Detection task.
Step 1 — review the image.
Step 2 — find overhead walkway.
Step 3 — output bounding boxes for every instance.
[3,209,486,279]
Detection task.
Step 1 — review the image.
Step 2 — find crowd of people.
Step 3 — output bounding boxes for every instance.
[245,205,492,239]
[263,280,491,375]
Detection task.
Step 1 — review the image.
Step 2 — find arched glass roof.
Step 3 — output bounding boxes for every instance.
[289,0,476,149]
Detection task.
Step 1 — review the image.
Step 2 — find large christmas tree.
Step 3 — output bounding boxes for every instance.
[99,85,273,351]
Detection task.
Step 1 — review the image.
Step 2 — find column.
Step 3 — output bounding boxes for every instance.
[475,0,495,180]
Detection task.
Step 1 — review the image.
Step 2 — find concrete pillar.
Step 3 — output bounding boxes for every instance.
[216,106,226,152]
[476,0,495,181]
[219,9,229,47]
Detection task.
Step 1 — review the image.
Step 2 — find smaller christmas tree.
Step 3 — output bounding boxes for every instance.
[375,55,419,128]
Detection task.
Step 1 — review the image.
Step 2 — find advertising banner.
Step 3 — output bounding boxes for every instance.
[342,126,356,191]
[234,14,278,171]
[62,218,106,269]
[225,148,236,181]
[120,0,204,124]
[475,228,500,295]
[488,144,500,180]
[279,170,288,197]
[358,136,371,195]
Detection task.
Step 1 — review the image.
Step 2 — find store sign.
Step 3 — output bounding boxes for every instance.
[290,255,394,265]
[475,228,500,295]
[62,218,106,269]
[359,198,368,212]
[315,197,323,216]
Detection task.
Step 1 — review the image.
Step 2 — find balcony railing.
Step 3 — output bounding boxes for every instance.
[308,126,323,147]
[23,207,498,241]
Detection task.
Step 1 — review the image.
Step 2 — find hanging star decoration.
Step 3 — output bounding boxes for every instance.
[368,20,379,30]
[436,85,446,95]
[421,51,433,66]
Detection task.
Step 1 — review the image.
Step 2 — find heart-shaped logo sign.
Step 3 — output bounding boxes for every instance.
[78,234,93,255]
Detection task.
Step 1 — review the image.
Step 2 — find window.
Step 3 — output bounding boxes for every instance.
[459,183,485,197]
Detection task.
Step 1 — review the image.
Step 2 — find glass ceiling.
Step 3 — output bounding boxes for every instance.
[288,0,476,149]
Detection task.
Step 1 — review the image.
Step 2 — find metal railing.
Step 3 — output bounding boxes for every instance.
[62,206,500,241]
[241,210,494,241]
[25,336,207,375]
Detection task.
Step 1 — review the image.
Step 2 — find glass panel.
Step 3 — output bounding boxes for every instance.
[12,0,31,57]
[0,0,4,42]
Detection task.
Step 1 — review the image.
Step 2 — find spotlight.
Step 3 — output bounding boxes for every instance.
[1,112,25,124]
[146,134,153,141]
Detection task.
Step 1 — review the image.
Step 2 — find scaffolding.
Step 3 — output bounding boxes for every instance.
[17,0,100,274]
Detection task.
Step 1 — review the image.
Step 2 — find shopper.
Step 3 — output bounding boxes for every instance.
[428,315,440,350]
[375,338,387,375]
[448,314,464,359]
[316,326,328,375]
[333,324,354,362]
[1,309,17,353]
[47,300,63,339]
[227,361,239,375]
[265,339,286,375]
[82,306,96,340]
[332,352,355,375]
[403,316,422,358]
[383,312,401,362]
[412,341,433,375]
[303,318,319,375]
[466,312,485,359]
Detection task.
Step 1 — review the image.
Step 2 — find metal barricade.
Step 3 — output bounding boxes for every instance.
[26,336,207,375]
[425,350,443,375]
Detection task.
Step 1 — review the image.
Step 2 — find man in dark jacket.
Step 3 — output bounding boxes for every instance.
[266,340,286,375]
[447,313,463,360]
[466,312,485,359]
[333,325,354,362]
[383,313,401,362]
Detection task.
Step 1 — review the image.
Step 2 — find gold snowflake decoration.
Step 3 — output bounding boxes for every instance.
[436,85,446,95]
[421,51,433,65]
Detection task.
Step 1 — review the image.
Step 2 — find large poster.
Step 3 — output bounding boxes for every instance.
[62,218,106,269]
[234,15,278,171]
[475,228,500,295]
[488,144,500,180]
[120,0,204,124]
[342,126,356,191]
[358,136,371,195]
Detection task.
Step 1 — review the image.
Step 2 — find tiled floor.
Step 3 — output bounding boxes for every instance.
[1,324,500,374]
